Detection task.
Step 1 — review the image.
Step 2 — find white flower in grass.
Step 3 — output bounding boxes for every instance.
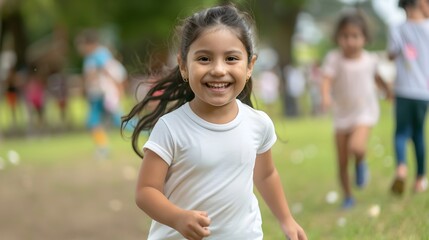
[109,199,123,212]
[367,204,381,218]
[122,165,137,181]
[337,217,347,227]
[325,191,338,204]
[7,150,20,165]
[290,149,304,164]
[291,202,303,214]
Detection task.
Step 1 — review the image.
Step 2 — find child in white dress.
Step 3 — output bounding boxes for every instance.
[321,10,392,209]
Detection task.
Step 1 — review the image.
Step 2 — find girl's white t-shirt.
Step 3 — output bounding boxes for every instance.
[322,49,380,130]
[143,99,276,240]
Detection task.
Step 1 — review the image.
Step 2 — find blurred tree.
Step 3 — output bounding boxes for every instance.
[0,0,28,70]
[2,0,224,72]
[1,0,306,91]
[53,0,223,72]
[253,0,307,117]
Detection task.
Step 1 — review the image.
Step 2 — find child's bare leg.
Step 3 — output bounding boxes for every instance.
[335,131,352,200]
[349,125,371,162]
[349,125,371,188]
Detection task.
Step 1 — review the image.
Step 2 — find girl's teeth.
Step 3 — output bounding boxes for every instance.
[207,83,228,88]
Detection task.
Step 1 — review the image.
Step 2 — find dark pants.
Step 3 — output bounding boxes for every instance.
[394,97,428,177]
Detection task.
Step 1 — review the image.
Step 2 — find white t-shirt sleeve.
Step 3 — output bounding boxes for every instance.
[322,50,338,79]
[257,112,277,154]
[143,119,174,165]
[368,51,380,75]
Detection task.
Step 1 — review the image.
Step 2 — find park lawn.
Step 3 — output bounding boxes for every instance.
[259,101,429,240]
[0,101,428,239]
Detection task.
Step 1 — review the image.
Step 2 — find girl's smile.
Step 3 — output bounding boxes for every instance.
[205,82,231,91]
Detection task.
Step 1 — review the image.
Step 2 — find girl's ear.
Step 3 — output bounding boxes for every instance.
[177,54,188,79]
[247,54,257,79]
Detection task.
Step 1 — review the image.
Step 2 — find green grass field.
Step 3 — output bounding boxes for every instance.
[0,100,428,239]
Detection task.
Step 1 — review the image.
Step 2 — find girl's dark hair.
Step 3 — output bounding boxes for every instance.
[333,10,371,43]
[122,4,257,157]
[398,0,417,9]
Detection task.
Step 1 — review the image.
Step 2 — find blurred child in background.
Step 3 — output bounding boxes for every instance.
[308,61,323,116]
[321,10,392,209]
[75,29,126,158]
[25,65,46,128]
[387,0,429,195]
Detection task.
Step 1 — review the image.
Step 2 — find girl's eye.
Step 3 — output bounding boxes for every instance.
[226,56,239,62]
[197,56,210,62]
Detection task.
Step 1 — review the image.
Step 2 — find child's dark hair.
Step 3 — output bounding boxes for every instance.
[122,5,257,157]
[333,10,371,43]
[398,0,417,9]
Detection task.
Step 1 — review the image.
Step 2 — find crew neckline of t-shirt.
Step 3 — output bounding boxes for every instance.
[340,50,368,63]
[182,99,243,131]
[405,19,429,25]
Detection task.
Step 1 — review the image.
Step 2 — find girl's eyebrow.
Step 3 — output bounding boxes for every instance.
[193,49,244,55]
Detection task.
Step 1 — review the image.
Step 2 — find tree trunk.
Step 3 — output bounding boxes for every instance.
[254,0,304,117]
[1,9,28,71]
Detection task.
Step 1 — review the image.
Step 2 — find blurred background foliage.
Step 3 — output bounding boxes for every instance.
[0,0,402,127]
[1,0,392,72]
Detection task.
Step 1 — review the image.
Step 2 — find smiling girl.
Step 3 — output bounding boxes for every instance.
[122,4,306,240]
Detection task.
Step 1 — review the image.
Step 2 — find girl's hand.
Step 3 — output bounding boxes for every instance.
[385,90,394,103]
[281,217,308,240]
[173,210,211,240]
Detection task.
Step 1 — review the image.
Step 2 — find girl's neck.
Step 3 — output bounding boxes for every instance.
[407,7,426,21]
[189,100,239,124]
[342,50,363,59]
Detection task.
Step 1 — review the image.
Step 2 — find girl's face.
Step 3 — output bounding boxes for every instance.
[76,41,93,56]
[337,23,366,58]
[179,26,256,111]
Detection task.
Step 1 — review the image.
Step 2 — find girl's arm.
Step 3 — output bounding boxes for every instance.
[375,73,393,102]
[136,149,211,239]
[320,75,332,112]
[254,150,307,240]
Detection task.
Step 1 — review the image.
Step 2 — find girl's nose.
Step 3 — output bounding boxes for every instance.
[210,60,227,76]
